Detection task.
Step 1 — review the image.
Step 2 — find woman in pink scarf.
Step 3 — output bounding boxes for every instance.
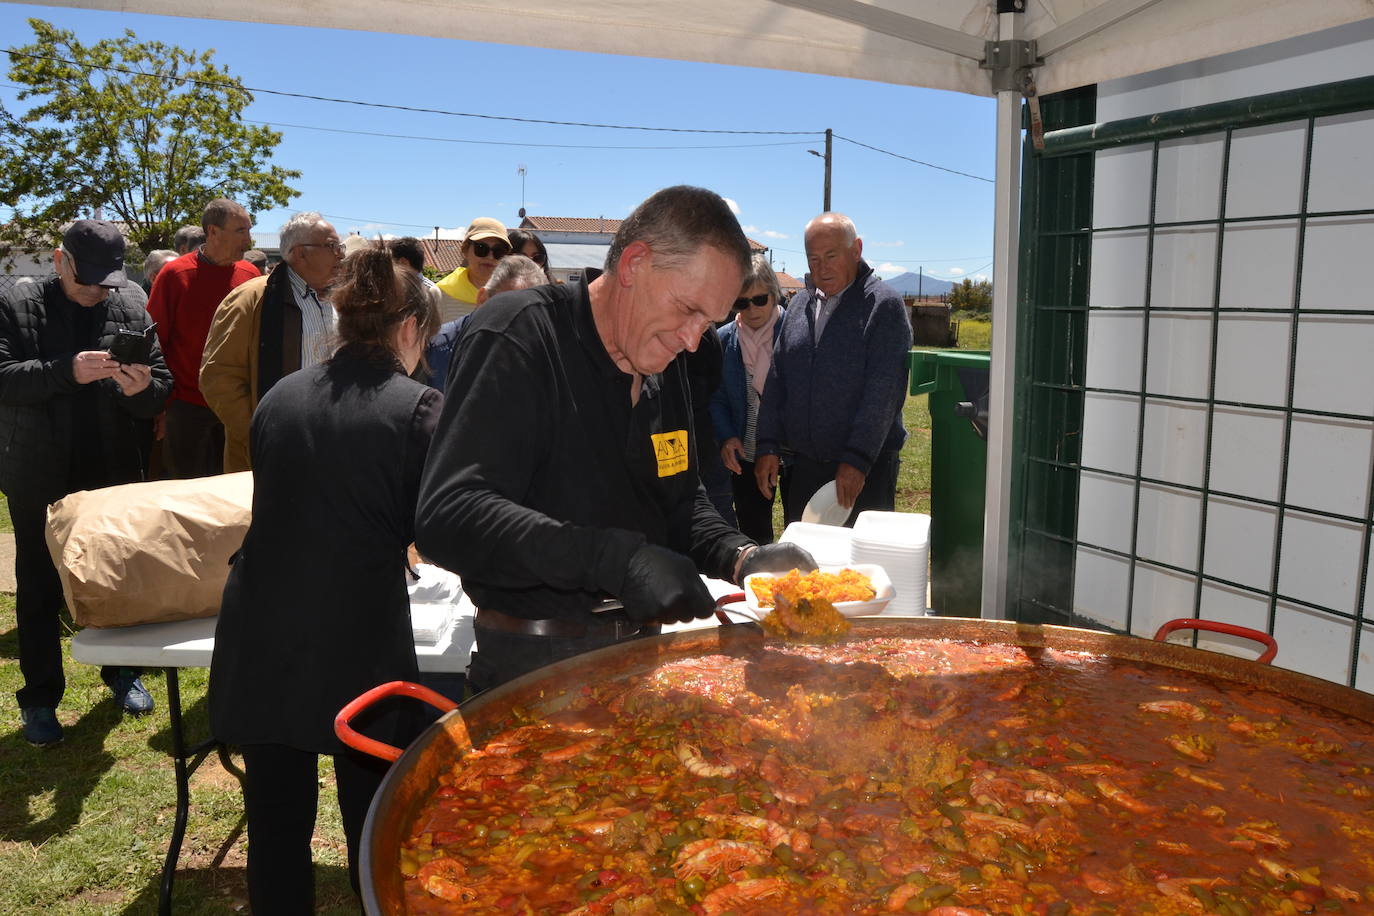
[709,254,786,543]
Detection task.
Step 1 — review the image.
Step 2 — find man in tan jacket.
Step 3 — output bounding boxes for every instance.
[200,213,342,471]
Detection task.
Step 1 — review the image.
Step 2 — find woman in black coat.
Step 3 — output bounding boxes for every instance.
[209,247,442,913]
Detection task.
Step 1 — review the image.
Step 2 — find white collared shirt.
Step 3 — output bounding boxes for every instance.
[286,266,335,368]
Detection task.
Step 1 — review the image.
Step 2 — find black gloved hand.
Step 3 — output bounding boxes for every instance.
[620,543,715,624]
[737,543,819,583]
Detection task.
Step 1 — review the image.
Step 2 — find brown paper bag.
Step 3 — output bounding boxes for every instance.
[44,472,253,627]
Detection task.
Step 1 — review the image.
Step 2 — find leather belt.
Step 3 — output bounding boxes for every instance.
[474,607,656,641]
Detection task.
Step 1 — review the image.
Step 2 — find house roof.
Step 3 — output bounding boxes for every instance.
[520,215,768,252]
[775,270,803,292]
[420,239,466,274]
[521,216,620,233]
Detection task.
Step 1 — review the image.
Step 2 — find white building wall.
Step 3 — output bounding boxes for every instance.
[1072,20,1374,688]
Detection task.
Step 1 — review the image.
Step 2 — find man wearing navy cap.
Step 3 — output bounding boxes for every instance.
[0,220,173,747]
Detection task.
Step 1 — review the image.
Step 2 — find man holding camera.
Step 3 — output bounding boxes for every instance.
[0,220,172,747]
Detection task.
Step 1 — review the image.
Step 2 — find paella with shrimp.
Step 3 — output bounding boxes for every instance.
[399,637,1374,914]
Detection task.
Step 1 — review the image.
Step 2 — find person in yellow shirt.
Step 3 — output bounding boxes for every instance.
[434,217,510,322]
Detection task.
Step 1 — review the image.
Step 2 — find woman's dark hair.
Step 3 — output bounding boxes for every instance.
[506,229,551,281]
[332,248,440,357]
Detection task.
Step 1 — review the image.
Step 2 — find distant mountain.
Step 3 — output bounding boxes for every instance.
[881,271,955,296]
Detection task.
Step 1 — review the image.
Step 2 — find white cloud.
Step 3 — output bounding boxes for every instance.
[742,224,760,233]
[948,267,965,276]
[762,229,789,240]
[723,197,741,216]
[870,240,905,248]
[435,226,468,240]
[875,262,907,277]
[348,223,397,240]
[970,274,990,283]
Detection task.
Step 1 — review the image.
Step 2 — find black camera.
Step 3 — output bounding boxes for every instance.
[109,324,156,366]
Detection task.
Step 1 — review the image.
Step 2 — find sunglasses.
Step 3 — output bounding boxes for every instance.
[469,240,511,259]
[733,294,772,311]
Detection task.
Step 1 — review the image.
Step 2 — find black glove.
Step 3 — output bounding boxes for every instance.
[737,543,819,583]
[620,543,715,624]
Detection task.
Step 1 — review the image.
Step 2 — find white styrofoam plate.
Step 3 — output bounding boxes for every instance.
[852,510,931,544]
[779,521,854,567]
[801,481,851,526]
[743,563,895,619]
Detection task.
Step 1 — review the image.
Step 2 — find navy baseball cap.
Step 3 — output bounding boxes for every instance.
[62,220,128,288]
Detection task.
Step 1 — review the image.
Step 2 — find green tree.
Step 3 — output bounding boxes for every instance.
[0,19,299,262]
[948,277,992,316]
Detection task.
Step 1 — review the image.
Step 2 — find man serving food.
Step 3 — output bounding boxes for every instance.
[415,186,813,691]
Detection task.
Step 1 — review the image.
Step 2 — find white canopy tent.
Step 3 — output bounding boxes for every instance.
[28,0,1374,617]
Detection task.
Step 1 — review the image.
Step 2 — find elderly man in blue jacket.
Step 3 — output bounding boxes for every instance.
[754,212,912,525]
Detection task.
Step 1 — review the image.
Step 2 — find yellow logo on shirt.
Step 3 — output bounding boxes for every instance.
[651,430,690,478]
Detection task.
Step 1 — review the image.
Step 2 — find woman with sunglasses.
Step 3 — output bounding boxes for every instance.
[507,228,553,283]
[434,217,510,322]
[710,253,786,543]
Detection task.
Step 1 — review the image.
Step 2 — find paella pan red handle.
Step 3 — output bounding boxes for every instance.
[1153,618,1278,665]
[335,680,460,763]
[714,591,747,625]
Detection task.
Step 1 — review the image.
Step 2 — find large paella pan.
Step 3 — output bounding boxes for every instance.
[340,617,1374,915]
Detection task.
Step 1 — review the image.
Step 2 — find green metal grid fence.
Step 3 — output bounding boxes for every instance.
[1010,75,1374,687]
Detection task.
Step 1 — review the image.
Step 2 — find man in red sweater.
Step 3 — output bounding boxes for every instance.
[148,199,259,477]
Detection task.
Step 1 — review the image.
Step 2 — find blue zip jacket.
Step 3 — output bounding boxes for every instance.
[755,260,911,473]
[709,314,783,446]
[423,315,470,394]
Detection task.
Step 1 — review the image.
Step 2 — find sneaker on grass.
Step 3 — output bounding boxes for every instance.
[20,706,63,747]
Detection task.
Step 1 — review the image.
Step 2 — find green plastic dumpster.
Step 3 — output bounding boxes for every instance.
[909,350,989,617]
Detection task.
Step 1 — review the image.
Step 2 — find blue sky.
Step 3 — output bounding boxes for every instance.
[0,4,997,282]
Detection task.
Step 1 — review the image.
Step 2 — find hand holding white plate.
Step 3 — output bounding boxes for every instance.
[801,480,851,526]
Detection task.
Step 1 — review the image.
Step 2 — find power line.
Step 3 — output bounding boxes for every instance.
[832,134,993,183]
[771,245,992,265]
[250,119,816,151]
[1,48,818,137]
[3,59,993,181]
[317,213,437,231]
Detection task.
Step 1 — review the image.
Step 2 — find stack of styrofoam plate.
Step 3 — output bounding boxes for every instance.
[408,563,460,644]
[851,511,930,616]
[779,521,854,568]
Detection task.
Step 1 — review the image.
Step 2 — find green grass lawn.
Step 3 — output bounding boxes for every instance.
[956,317,991,351]
[0,593,357,914]
[0,334,981,911]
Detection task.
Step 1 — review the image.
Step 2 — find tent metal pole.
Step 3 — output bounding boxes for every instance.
[981,9,1023,620]
[1035,0,1168,57]
[771,0,986,60]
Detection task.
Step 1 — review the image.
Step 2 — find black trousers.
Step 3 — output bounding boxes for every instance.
[239,742,391,915]
[780,449,901,527]
[731,459,778,544]
[161,399,224,478]
[10,492,125,709]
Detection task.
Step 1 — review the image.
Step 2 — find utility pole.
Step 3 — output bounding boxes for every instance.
[823,128,832,211]
[807,128,833,212]
[919,267,923,299]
